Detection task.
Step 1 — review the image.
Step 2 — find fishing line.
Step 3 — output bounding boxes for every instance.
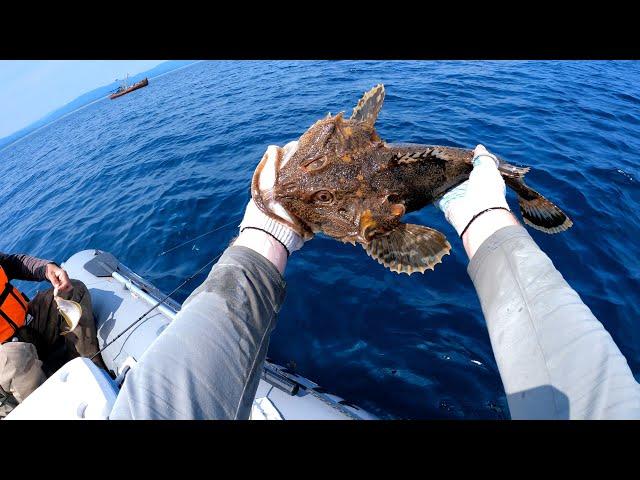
[158,187,251,258]
[97,192,251,359]
[159,218,238,256]
[91,251,223,360]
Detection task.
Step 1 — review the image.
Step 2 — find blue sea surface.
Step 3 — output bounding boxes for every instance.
[1,61,639,419]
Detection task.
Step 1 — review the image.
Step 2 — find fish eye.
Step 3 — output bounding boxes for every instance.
[303,155,328,172]
[313,190,334,203]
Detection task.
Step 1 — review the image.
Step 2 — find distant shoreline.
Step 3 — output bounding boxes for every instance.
[0,60,202,153]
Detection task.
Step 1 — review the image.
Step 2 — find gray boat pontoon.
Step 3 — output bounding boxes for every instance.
[6,250,376,420]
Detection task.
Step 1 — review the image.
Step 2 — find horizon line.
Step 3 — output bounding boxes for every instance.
[0,60,202,150]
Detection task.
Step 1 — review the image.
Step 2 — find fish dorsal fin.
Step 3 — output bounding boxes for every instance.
[362,223,450,275]
[389,146,453,166]
[350,84,385,126]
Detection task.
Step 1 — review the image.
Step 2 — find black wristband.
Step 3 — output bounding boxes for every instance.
[240,227,291,257]
[459,207,511,239]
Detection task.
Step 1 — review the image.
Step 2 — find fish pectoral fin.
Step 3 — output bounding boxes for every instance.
[350,84,385,126]
[362,223,451,275]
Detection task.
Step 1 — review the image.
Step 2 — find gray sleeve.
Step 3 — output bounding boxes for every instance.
[468,225,640,419]
[0,252,51,282]
[109,246,286,420]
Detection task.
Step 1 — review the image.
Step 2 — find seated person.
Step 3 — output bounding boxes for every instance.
[0,252,105,417]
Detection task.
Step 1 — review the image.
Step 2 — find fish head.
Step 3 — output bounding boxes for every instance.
[270,113,404,244]
[251,84,401,244]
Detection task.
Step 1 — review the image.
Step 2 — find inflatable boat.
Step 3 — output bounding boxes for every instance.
[6,250,376,420]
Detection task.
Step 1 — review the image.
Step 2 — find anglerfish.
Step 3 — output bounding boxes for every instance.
[252,84,573,274]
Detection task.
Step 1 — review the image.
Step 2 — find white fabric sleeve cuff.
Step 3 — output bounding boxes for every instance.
[239,200,304,254]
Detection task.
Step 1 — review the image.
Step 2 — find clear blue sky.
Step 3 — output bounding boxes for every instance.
[0,60,166,139]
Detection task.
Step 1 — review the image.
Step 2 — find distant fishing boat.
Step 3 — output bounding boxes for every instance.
[109,74,149,100]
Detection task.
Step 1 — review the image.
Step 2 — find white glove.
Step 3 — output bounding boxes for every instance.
[239,199,304,255]
[239,142,305,255]
[437,144,510,237]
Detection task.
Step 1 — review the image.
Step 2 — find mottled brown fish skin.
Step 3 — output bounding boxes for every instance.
[273,114,475,244]
[372,144,474,212]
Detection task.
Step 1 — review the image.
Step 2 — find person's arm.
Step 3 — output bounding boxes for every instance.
[438,145,640,419]
[110,144,305,420]
[109,240,287,420]
[0,252,50,282]
[0,252,72,293]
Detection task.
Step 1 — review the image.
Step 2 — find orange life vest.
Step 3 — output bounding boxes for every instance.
[0,266,29,343]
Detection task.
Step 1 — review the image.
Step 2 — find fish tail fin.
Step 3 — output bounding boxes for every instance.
[502,173,573,234]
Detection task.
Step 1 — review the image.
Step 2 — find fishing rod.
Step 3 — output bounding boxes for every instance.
[91,251,223,360]
[94,202,247,358]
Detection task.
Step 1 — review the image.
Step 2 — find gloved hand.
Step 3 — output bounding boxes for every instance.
[238,198,304,255]
[437,144,510,237]
[238,141,306,256]
[437,144,518,259]
[235,142,310,274]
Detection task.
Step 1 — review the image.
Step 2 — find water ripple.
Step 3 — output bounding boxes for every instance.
[0,60,638,419]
